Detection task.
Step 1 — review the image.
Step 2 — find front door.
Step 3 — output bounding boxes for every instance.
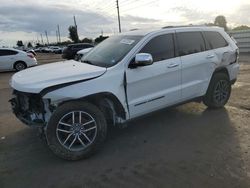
[126,33,181,118]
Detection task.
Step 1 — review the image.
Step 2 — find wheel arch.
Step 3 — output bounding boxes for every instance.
[57,92,127,125]
[212,66,229,78]
[204,66,230,96]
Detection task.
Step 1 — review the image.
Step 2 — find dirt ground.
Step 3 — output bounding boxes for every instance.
[1,53,250,188]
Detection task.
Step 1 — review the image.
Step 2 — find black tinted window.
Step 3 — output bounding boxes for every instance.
[203,31,228,49]
[0,49,18,56]
[84,44,93,48]
[140,34,175,62]
[176,32,205,56]
[73,45,82,49]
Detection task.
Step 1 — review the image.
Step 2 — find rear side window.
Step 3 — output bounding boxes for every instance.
[140,34,175,62]
[0,49,18,56]
[176,32,205,56]
[203,31,228,49]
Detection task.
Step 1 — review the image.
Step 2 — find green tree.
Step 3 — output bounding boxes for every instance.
[81,38,93,43]
[16,40,24,47]
[68,26,79,43]
[233,25,250,31]
[94,35,109,43]
[36,43,41,47]
[214,15,228,31]
[27,42,33,48]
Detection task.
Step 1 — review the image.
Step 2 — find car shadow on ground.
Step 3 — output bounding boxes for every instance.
[1,103,249,188]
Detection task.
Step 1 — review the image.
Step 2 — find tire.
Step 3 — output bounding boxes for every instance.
[46,101,107,160]
[14,61,26,71]
[203,73,231,108]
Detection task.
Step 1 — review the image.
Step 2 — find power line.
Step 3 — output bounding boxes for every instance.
[121,0,158,13]
[119,0,144,7]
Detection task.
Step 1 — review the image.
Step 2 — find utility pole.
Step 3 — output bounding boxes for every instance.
[56,30,58,43]
[40,34,44,45]
[45,30,49,45]
[116,0,121,33]
[73,16,79,41]
[57,24,61,43]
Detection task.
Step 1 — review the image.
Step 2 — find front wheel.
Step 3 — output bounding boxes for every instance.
[46,101,107,160]
[203,73,231,108]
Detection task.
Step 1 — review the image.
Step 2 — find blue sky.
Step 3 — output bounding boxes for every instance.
[0,0,250,46]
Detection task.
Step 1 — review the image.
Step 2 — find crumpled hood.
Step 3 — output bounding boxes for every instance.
[10,60,106,93]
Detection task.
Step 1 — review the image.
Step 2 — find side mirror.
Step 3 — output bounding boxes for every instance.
[130,53,153,68]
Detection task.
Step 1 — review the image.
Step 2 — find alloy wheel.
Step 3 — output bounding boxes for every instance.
[56,111,97,151]
[213,80,229,105]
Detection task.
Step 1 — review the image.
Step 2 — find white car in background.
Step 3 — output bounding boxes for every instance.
[0,48,37,71]
[75,47,93,61]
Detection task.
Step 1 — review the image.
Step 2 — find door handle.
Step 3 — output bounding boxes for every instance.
[206,54,215,59]
[167,63,179,68]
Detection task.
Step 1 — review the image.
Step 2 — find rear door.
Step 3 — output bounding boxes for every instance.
[126,33,182,118]
[203,31,233,65]
[176,30,216,100]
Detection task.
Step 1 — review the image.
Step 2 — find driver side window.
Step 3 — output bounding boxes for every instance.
[140,34,175,62]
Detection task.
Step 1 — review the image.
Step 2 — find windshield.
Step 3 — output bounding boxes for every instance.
[82,35,143,67]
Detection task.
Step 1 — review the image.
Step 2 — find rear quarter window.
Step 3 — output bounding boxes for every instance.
[0,49,18,56]
[203,31,228,49]
[176,32,206,56]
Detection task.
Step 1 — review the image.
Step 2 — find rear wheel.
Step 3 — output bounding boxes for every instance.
[14,61,26,71]
[46,101,107,160]
[203,73,231,108]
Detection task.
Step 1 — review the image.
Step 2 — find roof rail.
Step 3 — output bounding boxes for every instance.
[162,24,207,29]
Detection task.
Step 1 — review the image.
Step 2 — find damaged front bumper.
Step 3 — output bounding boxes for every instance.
[9,90,51,127]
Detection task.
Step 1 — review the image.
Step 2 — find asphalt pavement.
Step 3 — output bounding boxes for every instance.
[1,54,250,188]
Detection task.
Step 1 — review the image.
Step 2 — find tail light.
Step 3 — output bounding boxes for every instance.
[27,53,34,58]
[230,50,239,65]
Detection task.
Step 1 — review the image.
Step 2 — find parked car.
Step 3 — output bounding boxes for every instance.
[47,46,62,53]
[75,47,93,61]
[62,43,94,60]
[9,26,239,160]
[0,48,37,71]
[34,47,43,53]
[42,47,51,53]
[54,47,63,54]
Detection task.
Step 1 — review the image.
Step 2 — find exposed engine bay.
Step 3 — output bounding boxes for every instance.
[9,90,52,126]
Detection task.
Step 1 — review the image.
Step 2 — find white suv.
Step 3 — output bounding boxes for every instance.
[9,26,239,160]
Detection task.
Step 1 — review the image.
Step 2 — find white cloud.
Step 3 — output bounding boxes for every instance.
[1,0,250,46]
